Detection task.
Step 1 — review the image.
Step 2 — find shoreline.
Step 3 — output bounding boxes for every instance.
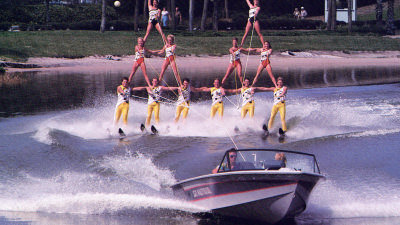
[4,50,400,74]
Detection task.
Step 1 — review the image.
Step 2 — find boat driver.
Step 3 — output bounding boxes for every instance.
[212,149,245,173]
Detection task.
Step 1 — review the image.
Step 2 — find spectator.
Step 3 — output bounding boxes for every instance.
[300,6,308,19]
[161,7,170,27]
[293,8,300,20]
[175,7,182,25]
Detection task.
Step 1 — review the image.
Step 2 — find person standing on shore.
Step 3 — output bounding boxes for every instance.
[144,0,166,44]
[293,8,300,20]
[300,6,308,20]
[128,37,158,87]
[200,79,226,119]
[114,77,131,126]
[157,34,183,86]
[221,37,252,86]
[251,41,277,87]
[240,0,264,47]
[175,7,182,25]
[263,77,288,136]
[161,8,170,27]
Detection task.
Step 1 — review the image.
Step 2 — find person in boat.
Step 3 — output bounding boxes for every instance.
[128,37,159,87]
[274,152,287,167]
[240,0,264,47]
[175,78,202,123]
[114,77,131,126]
[221,37,252,86]
[143,0,167,44]
[157,34,183,86]
[251,41,277,87]
[225,78,273,119]
[131,78,177,126]
[212,149,255,173]
[200,78,226,119]
[262,76,288,135]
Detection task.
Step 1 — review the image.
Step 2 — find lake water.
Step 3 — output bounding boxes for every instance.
[1,66,400,224]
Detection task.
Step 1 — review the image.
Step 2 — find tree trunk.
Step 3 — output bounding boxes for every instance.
[143,0,148,21]
[224,0,229,19]
[45,0,50,29]
[347,0,352,34]
[171,0,176,31]
[100,0,106,33]
[330,0,337,30]
[189,0,194,32]
[200,0,209,31]
[386,0,395,35]
[134,0,139,31]
[376,0,383,25]
[327,0,331,30]
[212,0,218,31]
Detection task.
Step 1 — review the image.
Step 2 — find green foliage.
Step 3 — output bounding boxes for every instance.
[0,4,117,25]
[0,67,5,74]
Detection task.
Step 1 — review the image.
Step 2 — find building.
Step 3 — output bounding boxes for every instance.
[325,0,357,23]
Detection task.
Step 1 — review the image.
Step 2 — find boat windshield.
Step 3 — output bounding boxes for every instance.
[217,149,321,174]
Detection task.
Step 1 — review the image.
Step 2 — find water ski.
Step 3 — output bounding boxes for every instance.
[278,128,286,136]
[140,123,146,132]
[262,124,269,137]
[151,125,158,135]
[118,128,126,139]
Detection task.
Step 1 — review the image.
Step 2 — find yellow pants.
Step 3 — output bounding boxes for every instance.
[115,102,129,125]
[175,102,189,122]
[146,102,160,126]
[210,102,224,118]
[268,102,287,131]
[241,101,255,119]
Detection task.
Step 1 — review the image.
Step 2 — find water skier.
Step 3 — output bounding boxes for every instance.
[200,78,226,119]
[157,34,183,86]
[175,78,202,123]
[131,78,177,127]
[143,0,167,44]
[241,0,265,47]
[221,37,252,86]
[251,41,277,87]
[226,78,272,119]
[128,37,158,87]
[114,77,131,126]
[263,77,288,135]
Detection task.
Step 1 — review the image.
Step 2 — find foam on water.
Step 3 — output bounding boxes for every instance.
[307,180,400,218]
[0,152,206,215]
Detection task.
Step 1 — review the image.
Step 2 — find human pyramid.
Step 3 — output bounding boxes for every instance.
[114,0,288,136]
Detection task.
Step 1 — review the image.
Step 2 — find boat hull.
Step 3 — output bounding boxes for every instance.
[172,171,322,223]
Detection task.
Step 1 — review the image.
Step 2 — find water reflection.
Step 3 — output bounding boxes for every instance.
[0,66,399,117]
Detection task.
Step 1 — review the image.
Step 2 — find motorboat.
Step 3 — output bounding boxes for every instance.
[171,149,325,224]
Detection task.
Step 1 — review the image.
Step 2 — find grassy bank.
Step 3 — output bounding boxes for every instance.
[1,30,400,61]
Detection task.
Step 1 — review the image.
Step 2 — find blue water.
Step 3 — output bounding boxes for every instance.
[0,67,400,224]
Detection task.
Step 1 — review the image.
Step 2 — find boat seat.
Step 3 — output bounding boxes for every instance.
[263,160,285,170]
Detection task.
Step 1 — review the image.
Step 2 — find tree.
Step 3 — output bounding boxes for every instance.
[224,0,229,19]
[134,0,139,31]
[212,0,218,31]
[327,0,337,31]
[45,0,50,28]
[347,0,352,34]
[189,0,195,32]
[143,0,148,21]
[376,0,383,25]
[171,0,176,31]
[386,0,395,35]
[200,0,209,31]
[100,0,106,33]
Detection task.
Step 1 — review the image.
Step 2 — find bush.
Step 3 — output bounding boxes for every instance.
[0,22,12,31]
